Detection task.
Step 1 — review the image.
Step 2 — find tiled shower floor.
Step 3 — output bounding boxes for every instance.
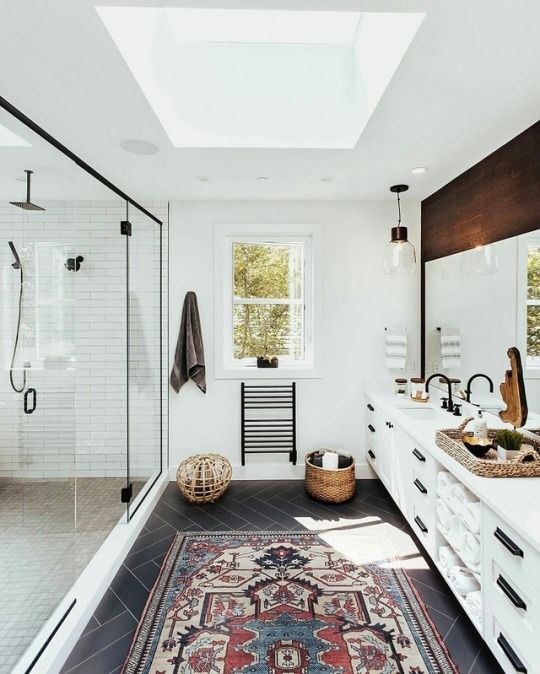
[0,477,144,674]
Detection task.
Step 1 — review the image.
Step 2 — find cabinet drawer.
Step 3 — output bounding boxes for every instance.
[483,507,540,593]
[410,498,436,556]
[484,608,537,674]
[407,443,437,487]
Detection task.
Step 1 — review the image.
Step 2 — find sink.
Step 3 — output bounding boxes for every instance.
[399,407,439,420]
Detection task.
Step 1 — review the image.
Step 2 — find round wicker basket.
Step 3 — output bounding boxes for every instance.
[176,454,232,504]
[305,451,356,503]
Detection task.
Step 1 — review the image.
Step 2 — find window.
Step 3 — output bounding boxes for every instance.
[214,224,321,378]
[526,239,540,367]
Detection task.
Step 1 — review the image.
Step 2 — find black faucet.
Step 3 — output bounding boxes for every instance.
[426,373,454,413]
[465,373,494,403]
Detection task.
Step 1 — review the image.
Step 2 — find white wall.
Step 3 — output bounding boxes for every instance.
[168,200,420,478]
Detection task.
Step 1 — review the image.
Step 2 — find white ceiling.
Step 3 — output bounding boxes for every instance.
[0,0,539,202]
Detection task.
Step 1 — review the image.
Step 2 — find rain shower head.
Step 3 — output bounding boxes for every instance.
[10,170,45,211]
[8,241,21,269]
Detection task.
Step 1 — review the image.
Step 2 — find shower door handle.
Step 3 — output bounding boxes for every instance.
[24,388,36,414]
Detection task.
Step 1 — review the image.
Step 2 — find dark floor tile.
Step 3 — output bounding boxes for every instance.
[424,606,456,640]
[80,615,100,637]
[469,644,505,674]
[193,501,251,529]
[412,579,462,620]
[153,499,204,530]
[93,589,126,625]
[61,611,135,672]
[110,564,152,620]
[125,522,176,557]
[124,530,176,570]
[64,627,135,674]
[130,558,162,591]
[444,613,486,673]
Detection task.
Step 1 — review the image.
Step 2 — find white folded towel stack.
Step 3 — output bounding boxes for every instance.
[437,471,457,499]
[441,327,461,370]
[437,499,454,532]
[439,545,461,573]
[459,501,482,535]
[465,590,482,624]
[448,517,467,551]
[462,531,481,569]
[385,327,407,370]
[448,566,480,596]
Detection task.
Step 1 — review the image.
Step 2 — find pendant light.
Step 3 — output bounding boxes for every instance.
[383,184,417,275]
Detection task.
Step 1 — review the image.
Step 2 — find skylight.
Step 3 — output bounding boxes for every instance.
[97,7,424,149]
[0,122,31,147]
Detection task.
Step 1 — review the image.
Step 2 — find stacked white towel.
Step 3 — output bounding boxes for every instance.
[448,517,467,551]
[448,566,480,596]
[436,471,457,499]
[465,590,482,625]
[385,328,407,370]
[437,499,454,532]
[458,500,481,535]
[462,531,481,569]
[439,545,461,573]
[441,327,461,370]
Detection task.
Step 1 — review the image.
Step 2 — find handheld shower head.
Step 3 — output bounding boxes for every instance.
[10,170,45,211]
[8,241,21,269]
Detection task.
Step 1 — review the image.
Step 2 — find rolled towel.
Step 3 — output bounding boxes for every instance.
[465,591,482,624]
[448,517,466,551]
[459,500,481,535]
[437,471,457,499]
[448,482,474,506]
[449,566,480,596]
[461,531,481,568]
[439,545,461,572]
[437,499,454,532]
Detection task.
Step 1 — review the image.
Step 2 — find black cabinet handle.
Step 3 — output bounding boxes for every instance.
[367,403,374,411]
[368,424,375,433]
[414,516,428,533]
[24,387,37,414]
[414,478,427,494]
[368,450,376,460]
[412,448,426,462]
[497,634,527,673]
[494,527,524,558]
[497,575,527,610]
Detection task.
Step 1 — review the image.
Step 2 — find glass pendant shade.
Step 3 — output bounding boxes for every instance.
[460,244,498,275]
[383,185,417,275]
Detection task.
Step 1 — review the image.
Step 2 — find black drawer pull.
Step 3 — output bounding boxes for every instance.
[497,634,527,673]
[368,424,375,433]
[497,575,527,610]
[368,450,376,460]
[414,516,428,533]
[494,527,524,558]
[412,448,426,462]
[367,403,374,411]
[414,478,427,494]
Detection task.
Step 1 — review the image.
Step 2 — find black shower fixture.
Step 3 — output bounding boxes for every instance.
[65,255,84,272]
[10,170,45,211]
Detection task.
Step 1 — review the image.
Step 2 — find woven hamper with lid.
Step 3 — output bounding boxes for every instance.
[305,451,356,503]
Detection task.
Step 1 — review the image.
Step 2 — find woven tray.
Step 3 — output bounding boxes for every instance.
[436,418,540,478]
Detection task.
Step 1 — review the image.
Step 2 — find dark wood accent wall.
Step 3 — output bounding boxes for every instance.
[421,120,540,263]
[420,119,540,374]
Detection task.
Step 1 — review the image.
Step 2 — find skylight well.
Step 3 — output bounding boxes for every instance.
[97,7,424,149]
[0,123,31,147]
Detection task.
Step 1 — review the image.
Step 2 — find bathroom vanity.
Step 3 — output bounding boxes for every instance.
[365,386,540,674]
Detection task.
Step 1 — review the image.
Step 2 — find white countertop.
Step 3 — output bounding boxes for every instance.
[365,383,540,552]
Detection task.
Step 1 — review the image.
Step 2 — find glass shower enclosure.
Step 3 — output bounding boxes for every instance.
[0,100,165,672]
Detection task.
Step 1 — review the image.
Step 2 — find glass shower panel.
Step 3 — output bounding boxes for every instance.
[127,205,162,514]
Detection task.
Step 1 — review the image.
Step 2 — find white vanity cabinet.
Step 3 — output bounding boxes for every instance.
[364,390,540,674]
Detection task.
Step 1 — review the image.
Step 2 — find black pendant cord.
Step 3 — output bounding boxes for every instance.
[396,191,402,226]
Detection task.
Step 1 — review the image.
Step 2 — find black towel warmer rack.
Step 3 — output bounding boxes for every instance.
[241,382,297,465]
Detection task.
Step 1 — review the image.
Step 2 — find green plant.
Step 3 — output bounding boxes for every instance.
[495,429,524,453]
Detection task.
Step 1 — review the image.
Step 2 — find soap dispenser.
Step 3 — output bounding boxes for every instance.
[473,409,488,440]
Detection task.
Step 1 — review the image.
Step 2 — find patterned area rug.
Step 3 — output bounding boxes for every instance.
[122,532,458,674]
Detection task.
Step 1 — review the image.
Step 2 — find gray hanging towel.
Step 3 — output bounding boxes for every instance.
[170,291,206,394]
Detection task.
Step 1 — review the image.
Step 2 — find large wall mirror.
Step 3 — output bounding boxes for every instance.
[425,230,540,425]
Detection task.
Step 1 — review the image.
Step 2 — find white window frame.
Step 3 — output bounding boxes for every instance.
[517,233,540,378]
[214,223,322,379]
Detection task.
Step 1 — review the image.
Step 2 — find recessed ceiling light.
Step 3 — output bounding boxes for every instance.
[321,177,334,182]
[120,138,159,155]
[256,176,269,182]
[411,167,427,174]
[197,176,209,182]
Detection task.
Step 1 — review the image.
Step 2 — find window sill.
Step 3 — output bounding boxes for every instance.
[215,365,322,380]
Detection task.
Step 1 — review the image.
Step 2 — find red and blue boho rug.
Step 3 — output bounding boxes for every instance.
[122,532,458,674]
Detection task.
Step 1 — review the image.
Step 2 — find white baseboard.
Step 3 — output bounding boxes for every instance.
[169,462,377,481]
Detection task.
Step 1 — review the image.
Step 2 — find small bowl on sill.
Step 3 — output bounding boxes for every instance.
[462,435,493,458]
